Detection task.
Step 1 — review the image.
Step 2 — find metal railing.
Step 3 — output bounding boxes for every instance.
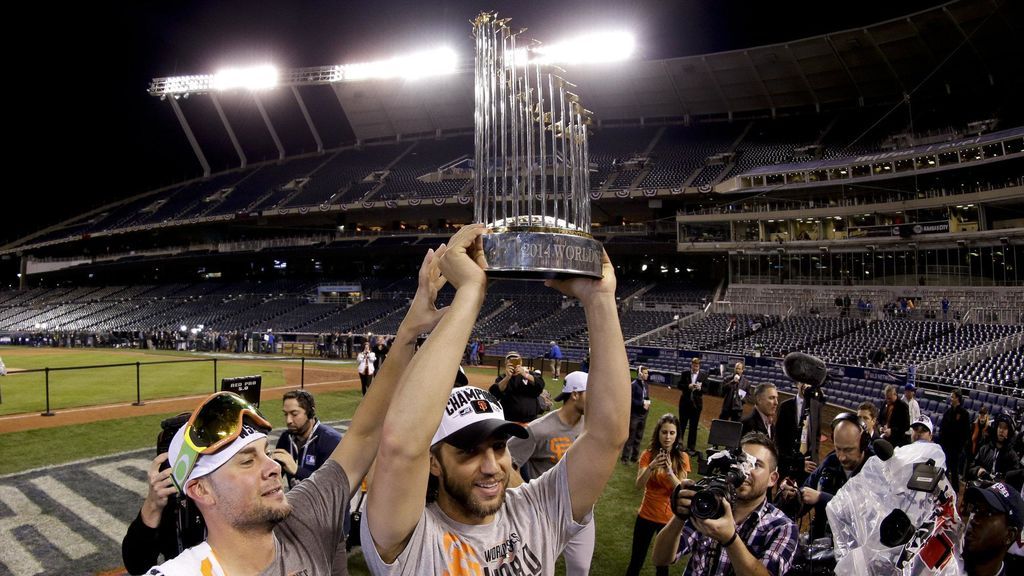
[0,355,327,417]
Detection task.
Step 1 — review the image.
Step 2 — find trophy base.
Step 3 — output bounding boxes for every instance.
[482,229,603,279]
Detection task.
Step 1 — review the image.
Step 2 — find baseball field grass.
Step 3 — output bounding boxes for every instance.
[0,346,297,415]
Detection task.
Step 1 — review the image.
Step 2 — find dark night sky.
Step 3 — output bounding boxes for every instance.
[9,0,948,246]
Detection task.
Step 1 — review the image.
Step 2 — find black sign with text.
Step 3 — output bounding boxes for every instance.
[221,375,262,408]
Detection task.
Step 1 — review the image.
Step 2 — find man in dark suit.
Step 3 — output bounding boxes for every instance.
[718,361,750,422]
[937,388,972,492]
[879,384,911,448]
[774,381,823,473]
[741,383,778,440]
[677,357,708,453]
[857,401,882,441]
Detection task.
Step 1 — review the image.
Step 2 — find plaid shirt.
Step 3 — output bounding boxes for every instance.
[677,499,798,576]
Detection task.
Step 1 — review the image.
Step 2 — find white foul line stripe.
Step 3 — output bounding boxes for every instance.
[87,458,151,497]
[30,476,128,544]
[0,485,96,576]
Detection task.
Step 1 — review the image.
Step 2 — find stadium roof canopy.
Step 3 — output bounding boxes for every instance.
[150,0,1018,153]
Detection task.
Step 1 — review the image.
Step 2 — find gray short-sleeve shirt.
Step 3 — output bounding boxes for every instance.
[361,456,589,575]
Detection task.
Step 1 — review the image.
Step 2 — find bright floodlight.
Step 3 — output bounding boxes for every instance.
[531,31,635,65]
[212,65,279,91]
[338,47,458,81]
[155,64,279,95]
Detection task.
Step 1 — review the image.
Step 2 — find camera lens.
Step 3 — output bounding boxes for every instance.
[692,488,724,520]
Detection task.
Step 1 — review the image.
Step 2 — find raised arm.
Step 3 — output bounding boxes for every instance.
[331,245,450,495]
[366,224,488,562]
[635,452,658,490]
[652,515,687,566]
[547,250,630,522]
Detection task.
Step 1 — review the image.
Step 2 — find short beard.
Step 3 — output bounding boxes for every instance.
[735,481,766,504]
[235,500,292,531]
[437,463,507,519]
[211,477,293,531]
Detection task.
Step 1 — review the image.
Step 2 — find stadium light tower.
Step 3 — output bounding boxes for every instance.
[148,31,635,179]
[148,48,461,178]
[148,48,460,97]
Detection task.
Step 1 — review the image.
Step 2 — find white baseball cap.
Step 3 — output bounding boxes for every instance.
[431,386,529,449]
[554,371,588,402]
[911,415,933,434]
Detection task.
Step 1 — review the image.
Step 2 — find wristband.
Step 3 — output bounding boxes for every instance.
[722,532,738,548]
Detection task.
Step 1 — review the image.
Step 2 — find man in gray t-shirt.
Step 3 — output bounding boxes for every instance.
[362,224,631,576]
[508,372,595,576]
[147,458,351,576]
[144,246,451,575]
[508,372,585,480]
[361,428,586,576]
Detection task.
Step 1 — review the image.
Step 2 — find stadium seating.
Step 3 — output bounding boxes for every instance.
[373,136,473,201]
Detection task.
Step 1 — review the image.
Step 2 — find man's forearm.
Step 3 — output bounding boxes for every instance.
[381,287,485,456]
[582,294,629,445]
[651,515,685,566]
[726,539,772,576]
[345,328,417,442]
[140,500,163,529]
[368,284,486,561]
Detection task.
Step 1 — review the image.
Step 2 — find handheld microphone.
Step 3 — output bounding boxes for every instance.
[872,438,895,461]
[782,352,828,388]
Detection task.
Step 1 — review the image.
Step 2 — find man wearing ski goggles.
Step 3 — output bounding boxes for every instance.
[145,245,451,576]
[169,391,274,494]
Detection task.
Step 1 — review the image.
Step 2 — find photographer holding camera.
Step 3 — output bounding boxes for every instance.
[121,413,206,575]
[272,390,341,488]
[490,350,546,423]
[652,432,798,576]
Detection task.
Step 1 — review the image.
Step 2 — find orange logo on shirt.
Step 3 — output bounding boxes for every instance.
[443,532,483,575]
[549,437,572,463]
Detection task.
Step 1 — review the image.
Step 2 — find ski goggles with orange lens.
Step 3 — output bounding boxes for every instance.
[171,392,272,492]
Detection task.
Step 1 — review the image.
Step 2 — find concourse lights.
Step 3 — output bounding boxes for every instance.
[529,31,635,65]
[338,47,458,81]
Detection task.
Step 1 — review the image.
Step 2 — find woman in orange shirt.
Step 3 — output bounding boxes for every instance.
[625,413,690,576]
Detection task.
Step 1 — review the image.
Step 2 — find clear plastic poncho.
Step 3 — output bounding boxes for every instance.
[826,442,964,576]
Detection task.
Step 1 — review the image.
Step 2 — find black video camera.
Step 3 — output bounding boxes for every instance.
[691,449,755,520]
[157,412,190,469]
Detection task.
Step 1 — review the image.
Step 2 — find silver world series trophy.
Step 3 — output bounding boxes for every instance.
[473,13,603,278]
